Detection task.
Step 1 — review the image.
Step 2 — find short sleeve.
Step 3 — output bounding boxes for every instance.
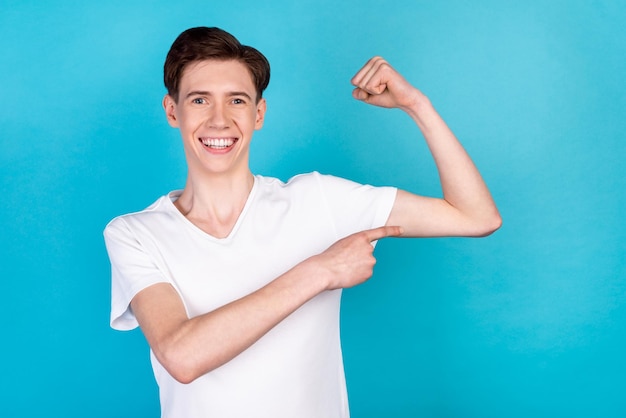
[313,172,397,239]
[103,217,171,331]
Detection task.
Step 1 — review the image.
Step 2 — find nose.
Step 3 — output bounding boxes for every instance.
[207,102,228,128]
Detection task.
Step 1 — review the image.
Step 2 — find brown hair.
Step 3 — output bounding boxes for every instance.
[164,27,270,102]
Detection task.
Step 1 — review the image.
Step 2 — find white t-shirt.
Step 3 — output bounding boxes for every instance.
[104,172,397,418]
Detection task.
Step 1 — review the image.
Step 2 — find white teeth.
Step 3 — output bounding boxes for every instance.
[201,138,235,149]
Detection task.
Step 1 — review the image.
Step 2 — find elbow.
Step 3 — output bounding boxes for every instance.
[168,365,200,385]
[157,345,206,384]
[473,211,502,237]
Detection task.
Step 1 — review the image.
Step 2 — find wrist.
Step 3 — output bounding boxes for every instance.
[401,90,432,119]
[292,255,333,294]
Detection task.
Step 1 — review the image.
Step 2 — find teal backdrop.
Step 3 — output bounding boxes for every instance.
[1,1,625,417]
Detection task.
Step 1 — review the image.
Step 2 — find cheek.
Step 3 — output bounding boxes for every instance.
[233,111,258,129]
[179,112,204,131]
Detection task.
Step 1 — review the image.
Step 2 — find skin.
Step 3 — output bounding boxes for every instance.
[132,57,502,384]
[352,57,501,237]
[162,60,267,238]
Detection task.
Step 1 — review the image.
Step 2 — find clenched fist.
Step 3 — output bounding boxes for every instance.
[351,56,425,111]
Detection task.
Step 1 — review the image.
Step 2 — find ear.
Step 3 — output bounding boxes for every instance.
[254,98,267,130]
[163,94,179,128]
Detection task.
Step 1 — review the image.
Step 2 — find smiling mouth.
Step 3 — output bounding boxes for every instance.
[200,137,237,150]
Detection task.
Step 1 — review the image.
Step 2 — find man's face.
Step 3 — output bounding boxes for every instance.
[163,59,266,177]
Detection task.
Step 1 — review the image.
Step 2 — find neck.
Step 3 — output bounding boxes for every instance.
[174,170,255,238]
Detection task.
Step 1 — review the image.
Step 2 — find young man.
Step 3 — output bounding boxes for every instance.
[104,27,501,418]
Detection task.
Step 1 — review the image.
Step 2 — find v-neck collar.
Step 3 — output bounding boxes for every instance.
[166,176,259,243]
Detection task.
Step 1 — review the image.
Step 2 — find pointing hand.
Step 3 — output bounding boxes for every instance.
[314,225,403,290]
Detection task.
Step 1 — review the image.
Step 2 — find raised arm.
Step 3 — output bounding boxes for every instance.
[131,225,401,384]
[351,57,502,237]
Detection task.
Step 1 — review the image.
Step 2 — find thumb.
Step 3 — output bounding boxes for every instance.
[352,87,370,102]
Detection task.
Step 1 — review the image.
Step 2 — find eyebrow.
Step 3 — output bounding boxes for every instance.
[185,90,254,101]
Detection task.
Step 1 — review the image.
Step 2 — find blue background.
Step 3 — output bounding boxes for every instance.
[1,1,625,417]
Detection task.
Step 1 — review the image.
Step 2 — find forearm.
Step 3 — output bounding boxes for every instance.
[138,226,398,383]
[142,258,328,383]
[404,93,501,232]
[351,57,500,236]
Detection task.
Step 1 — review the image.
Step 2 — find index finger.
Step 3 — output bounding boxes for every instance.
[364,225,404,242]
[351,56,384,87]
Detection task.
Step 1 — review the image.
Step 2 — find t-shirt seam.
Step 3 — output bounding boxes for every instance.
[313,172,342,242]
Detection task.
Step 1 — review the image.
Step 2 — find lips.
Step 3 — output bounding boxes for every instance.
[200,137,237,149]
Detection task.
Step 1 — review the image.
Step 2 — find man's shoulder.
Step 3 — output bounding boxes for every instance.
[255,172,336,200]
[255,172,378,203]
[258,171,345,190]
[104,192,179,236]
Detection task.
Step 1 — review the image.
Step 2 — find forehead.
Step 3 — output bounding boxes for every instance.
[179,59,255,93]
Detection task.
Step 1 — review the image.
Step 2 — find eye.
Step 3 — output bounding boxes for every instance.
[232,98,246,105]
[191,97,206,105]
